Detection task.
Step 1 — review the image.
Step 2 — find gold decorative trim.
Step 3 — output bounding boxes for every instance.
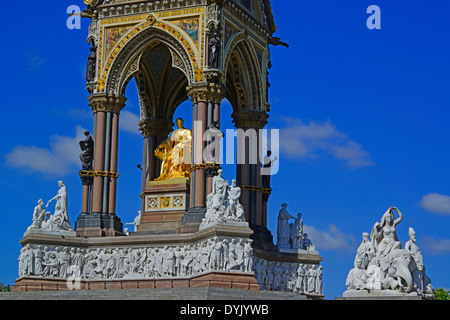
[241,185,272,194]
[97,12,205,92]
[79,170,119,179]
[191,162,221,172]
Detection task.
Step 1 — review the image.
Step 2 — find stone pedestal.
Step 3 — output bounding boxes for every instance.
[139,178,190,234]
[338,289,435,300]
[75,213,124,238]
[24,229,77,239]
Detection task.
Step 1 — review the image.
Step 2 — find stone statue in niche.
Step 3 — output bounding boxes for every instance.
[204,121,224,164]
[208,32,221,69]
[79,130,94,170]
[86,44,97,82]
[344,207,435,298]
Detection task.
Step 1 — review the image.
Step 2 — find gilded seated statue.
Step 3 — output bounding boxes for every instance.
[154,118,192,181]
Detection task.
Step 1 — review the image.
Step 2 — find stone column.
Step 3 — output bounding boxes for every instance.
[76,93,126,238]
[89,93,126,214]
[108,112,120,214]
[232,110,270,239]
[80,175,93,214]
[180,84,226,232]
[91,109,106,214]
[194,101,208,208]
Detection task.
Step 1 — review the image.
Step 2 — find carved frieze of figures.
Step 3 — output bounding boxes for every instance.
[18,237,254,282]
[19,239,321,295]
[253,258,323,295]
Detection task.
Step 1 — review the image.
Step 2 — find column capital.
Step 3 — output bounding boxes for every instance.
[232,110,269,130]
[138,118,174,139]
[88,93,127,114]
[187,84,227,105]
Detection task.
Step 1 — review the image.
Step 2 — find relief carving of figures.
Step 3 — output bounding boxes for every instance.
[18,237,255,283]
[253,258,323,295]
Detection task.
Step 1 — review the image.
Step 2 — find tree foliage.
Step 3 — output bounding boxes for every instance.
[435,288,450,300]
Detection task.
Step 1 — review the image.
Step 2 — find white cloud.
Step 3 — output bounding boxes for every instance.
[420,193,450,215]
[304,224,357,253]
[421,236,450,255]
[120,110,141,135]
[4,126,87,177]
[279,117,374,168]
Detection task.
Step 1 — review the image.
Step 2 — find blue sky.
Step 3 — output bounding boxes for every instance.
[1,0,449,299]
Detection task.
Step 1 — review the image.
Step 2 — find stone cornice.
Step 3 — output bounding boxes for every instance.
[96,0,208,19]
[223,0,273,39]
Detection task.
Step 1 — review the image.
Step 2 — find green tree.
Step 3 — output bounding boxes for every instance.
[0,283,11,292]
[435,288,450,300]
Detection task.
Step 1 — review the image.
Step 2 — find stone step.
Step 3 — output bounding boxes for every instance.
[0,288,315,300]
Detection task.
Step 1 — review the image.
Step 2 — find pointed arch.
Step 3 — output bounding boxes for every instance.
[98,15,201,96]
[223,33,264,113]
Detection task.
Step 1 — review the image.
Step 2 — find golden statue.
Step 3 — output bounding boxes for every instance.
[154,118,193,181]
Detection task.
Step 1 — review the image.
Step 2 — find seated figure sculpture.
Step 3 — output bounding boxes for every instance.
[154,118,192,181]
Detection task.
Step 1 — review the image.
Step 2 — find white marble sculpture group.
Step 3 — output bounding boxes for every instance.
[18,237,254,281]
[277,203,315,251]
[201,170,245,226]
[26,181,74,234]
[254,258,323,295]
[345,207,435,297]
